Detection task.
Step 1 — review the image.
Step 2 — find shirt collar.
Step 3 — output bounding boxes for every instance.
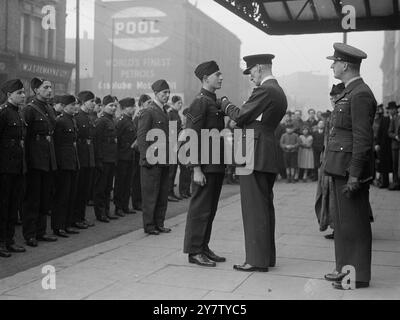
[345,76,362,87]
[261,75,275,86]
[200,88,217,101]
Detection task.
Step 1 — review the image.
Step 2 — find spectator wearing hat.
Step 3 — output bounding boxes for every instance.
[22,78,58,247]
[73,91,96,228]
[222,54,287,272]
[137,80,172,235]
[387,101,400,190]
[114,97,137,217]
[305,108,318,131]
[52,95,81,238]
[323,43,376,289]
[167,95,183,202]
[183,61,226,267]
[373,104,392,188]
[0,79,27,257]
[130,94,152,212]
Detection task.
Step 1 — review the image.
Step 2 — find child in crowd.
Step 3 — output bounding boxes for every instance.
[280,124,299,183]
[298,126,314,182]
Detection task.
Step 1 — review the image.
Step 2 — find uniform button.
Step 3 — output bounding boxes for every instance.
[340,147,343,151]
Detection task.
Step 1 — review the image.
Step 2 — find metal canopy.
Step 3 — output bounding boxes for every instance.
[213,0,400,35]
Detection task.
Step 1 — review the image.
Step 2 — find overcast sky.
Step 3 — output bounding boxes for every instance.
[66,0,384,101]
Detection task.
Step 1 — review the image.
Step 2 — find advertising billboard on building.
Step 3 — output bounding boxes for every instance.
[94,0,185,99]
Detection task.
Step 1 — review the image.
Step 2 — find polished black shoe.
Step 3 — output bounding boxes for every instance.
[233,263,268,272]
[65,227,80,234]
[168,196,179,202]
[324,271,348,282]
[107,214,119,220]
[0,248,12,258]
[123,208,136,215]
[324,232,334,240]
[87,200,94,206]
[16,218,23,226]
[26,238,38,247]
[188,253,216,267]
[332,281,369,290]
[180,194,189,199]
[37,235,58,242]
[97,216,110,223]
[156,226,171,233]
[6,244,26,253]
[72,222,88,229]
[203,249,226,262]
[115,208,125,217]
[54,229,69,238]
[83,219,95,227]
[145,229,160,235]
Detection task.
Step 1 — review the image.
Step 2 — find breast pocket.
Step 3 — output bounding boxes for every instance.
[334,101,352,130]
[32,118,48,133]
[207,110,224,129]
[7,121,22,138]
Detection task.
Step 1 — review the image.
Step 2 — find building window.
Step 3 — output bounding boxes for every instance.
[31,16,45,57]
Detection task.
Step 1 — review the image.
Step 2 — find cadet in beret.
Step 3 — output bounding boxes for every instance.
[137,80,171,235]
[52,95,81,238]
[183,61,226,267]
[387,101,400,190]
[73,91,96,229]
[114,97,137,216]
[130,94,152,212]
[22,78,58,247]
[94,95,119,222]
[322,43,377,289]
[221,54,288,272]
[0,79,27,257]
[53,95,64,116]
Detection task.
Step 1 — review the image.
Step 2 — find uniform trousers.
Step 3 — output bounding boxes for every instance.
[141,165,169,232]
[74,167,94,222]
[168,164,178,195]
[183,172,224,254]
[114,160,133,211]
[179,164,191,196]
[131,152,142,209]
[239,171,276,268]
[94,163,115,218]
[52,170,78,230]
[0,174,24,245]
[391,148,399,183]
[331,177,372,283]
[23,169,54,240]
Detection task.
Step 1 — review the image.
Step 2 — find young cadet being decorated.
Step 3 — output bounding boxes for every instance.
[52,95,80,238]
[114,97,137,217]
[0,79,27,257]
[183,61,227,267]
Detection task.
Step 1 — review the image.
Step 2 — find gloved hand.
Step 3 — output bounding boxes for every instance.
[342,176,361,199]
[220,97,231,112]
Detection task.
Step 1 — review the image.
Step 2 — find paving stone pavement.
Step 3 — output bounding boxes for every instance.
[0,181,399,300]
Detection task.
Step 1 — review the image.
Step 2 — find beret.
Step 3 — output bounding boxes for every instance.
[151,79,170,93]
[1,79,24,94]
[194,61,219,80]
[119,97,136,109]
[103,95,116,106]
[58,94,77,106]
[78,91,95,104]
[31,77,47,91]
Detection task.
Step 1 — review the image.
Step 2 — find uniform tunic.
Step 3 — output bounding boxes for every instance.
[183,88,226,254]
[224,78,287,268]
[323,78,376,283]
[0,102,26,245]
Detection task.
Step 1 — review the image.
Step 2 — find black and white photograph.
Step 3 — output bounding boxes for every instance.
[0,0,399,305]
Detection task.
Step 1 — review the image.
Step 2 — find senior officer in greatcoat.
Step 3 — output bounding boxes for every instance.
[73,91,96,229]
[0,79,27,257]
[52,95,80,238]
[221,54,287,272]
[182,61,227,267]
[94,95,119,222]
[114,97,137,217]
[322,43,376,290]
[23,78,58,247]
[137,80,171,235]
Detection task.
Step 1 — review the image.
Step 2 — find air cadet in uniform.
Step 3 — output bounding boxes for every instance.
[73,91,96,228]
[22,78,58,247]
[183,61,227,267]
[222,54,287,272]
[94,95,119,222]
[52,95,80,238]
[137,80,171,235]
[322,43,376,289]
[0,79,27,257]
[130,94,152,212]
[114,97,137,216]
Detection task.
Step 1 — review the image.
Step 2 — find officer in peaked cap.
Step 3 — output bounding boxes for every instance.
[94,95,119,222]
[0,79,27,257]
[183,60,227,267]
[52,95,81,238]
[323,43,376,289]
[137,80,171,235]
[22,78,58,247]
[242,54,275,75]
[73,91,96,229]
[114,97,137,217]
